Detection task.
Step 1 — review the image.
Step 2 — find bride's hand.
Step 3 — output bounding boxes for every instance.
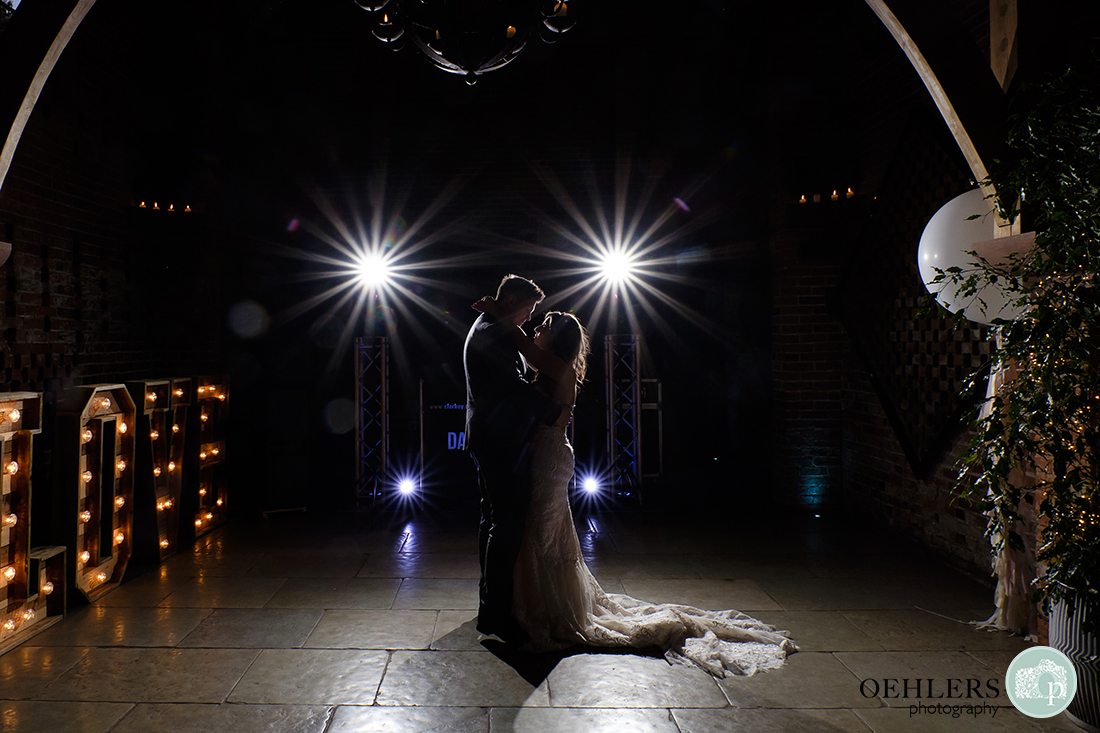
[471,296,502,318]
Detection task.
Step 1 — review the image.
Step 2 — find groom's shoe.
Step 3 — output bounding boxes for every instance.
[476,614,530,646]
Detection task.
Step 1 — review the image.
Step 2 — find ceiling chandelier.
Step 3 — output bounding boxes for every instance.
[353,0,576,84]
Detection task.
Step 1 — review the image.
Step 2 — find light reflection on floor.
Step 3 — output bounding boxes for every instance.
[0,508,1061,733]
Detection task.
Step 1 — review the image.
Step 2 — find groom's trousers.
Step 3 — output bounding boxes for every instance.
[471,444,534,632]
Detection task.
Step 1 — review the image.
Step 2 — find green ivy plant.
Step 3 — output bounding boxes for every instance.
[929,50,1100,631]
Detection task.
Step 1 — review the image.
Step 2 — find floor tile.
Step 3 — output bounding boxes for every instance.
[855,706,1081,732]
[718,652,878,708]
[966,649,1024,675]
[329,705,489,733]
[357,552,481,579]
[91,571,195,607]
[304,610,437,649]
[689,553,816,580]
[492,706,681,732]
[245,551,368,578]
[672,707,872,733]
[35,648,259,702]
[264,578,401,609]
[805,552,948,580]
[594,577,627,594]
[177,608,323,648]
[760,611,884,652]
[756,578,992,611]
[227,649,389,704]
[584,553,702,579]
[0,700,132,733]
[26,606,211,648]
[839,609,1032,652]
[159,551,265,578]
[618,579,782,612]
[392,578,479,609]
[430,610,483,651]
[834,651,1010,708]
[110,703,331,733]
[0,646,90,700]
[545,652,728,708]
[577,533,617,557]
[377,650,550,707]
[159,577,288,608]
[400,532,478,554]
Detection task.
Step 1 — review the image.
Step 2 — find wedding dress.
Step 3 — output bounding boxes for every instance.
[511,423,797,678]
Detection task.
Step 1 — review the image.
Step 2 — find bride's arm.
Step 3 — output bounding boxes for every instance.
[472,297,571,383]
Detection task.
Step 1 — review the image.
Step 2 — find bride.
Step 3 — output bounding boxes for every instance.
[472,297,796,678]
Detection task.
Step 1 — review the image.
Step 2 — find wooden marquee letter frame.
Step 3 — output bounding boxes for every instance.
[54,385,136,602]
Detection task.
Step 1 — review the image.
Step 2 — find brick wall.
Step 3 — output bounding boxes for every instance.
[767,1,998,572]
[0,4,225,396]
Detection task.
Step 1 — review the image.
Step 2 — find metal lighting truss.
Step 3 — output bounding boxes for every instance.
[355,337,389,509]
[605,334,641,498]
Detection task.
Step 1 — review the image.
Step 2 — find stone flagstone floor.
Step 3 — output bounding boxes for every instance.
[0,508,1083,732]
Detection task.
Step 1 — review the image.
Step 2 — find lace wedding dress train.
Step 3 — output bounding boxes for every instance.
[512,425,797,678]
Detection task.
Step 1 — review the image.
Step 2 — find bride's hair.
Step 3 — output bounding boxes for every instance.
[542,311,590,384]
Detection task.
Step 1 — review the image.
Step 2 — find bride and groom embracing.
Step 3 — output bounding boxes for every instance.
[463,274,796,678]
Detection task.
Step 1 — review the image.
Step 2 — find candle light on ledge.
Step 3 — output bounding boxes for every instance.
[799,194,807,204]
[168,204,174,212]
[831,189,839,202]
[846,187,855,199]
[184,206,192,213]
[139,201,146,208]
[152,203,159,211]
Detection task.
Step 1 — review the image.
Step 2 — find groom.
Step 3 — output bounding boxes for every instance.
[464,274,568,643]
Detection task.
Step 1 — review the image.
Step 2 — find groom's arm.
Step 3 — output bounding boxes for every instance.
[468,317,563,427]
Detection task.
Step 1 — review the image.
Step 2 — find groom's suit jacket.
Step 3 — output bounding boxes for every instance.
[463,313,561,464]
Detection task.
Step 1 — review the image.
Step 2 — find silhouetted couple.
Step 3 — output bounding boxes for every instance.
[463,274,796,677]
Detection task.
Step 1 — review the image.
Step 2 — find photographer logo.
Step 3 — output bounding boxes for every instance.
[1006,646,1077,718]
